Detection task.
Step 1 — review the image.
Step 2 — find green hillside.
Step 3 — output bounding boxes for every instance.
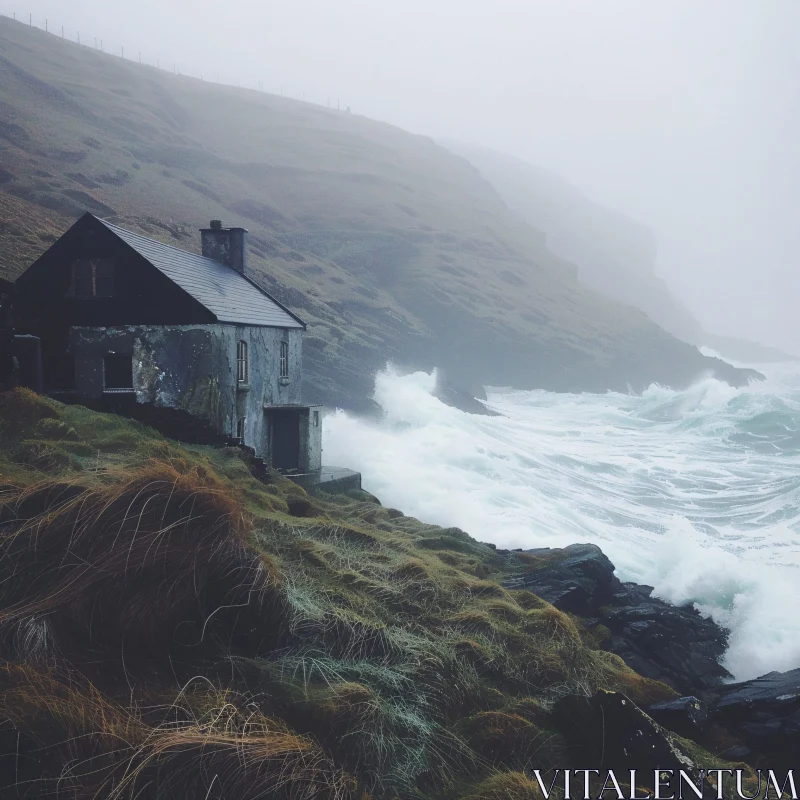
[0,16,759,408]
[0,389,749,798]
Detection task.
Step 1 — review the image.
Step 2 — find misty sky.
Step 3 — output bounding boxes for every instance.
[3,0,799,353]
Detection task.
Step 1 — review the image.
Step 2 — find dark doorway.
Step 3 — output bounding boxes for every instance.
[104,354,133,390]
[270,409,301,470]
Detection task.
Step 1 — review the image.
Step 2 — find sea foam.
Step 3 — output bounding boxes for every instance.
[323,362,800,681]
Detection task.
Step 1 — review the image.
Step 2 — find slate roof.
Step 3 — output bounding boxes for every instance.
[97,217,305,329]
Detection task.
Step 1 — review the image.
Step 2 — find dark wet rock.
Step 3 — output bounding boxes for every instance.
[504,543,731,693]
[702,356,765,388]
[724,745,753,759]
[503,543,617,615]
[432,374,502,416]
[603,587,731,693]
[648,696,709,740]
[704,668,800,768]
[553,691,715,792]
[588,692,697,770]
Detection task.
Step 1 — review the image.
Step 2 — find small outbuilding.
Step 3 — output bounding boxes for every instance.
[13,213,322,473]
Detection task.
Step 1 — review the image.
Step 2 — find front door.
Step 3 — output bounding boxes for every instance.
[270,410,301,470]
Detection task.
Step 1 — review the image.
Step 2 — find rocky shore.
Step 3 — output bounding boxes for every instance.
[503,543,800,768]
[2,388,797,796]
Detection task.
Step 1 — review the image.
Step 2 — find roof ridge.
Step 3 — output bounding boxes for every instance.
[98,216,222,266]
[92,215,305,329]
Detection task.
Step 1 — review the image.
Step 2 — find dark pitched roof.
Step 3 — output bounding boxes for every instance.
[97,217,304,329]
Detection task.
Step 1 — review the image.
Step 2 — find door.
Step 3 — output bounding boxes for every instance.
[270,409,301,470]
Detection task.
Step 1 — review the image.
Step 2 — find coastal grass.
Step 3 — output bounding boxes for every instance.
[0,389,736,797]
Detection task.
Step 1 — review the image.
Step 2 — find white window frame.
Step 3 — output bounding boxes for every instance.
[237,340,248,384]
[279,340,289,380]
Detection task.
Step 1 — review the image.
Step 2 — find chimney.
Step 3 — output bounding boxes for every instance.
[200,220,248,274]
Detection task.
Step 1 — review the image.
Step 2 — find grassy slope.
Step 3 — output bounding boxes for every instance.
[0,390,748,798]
[0,17,752,409]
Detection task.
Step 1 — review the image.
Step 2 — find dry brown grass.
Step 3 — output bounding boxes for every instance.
[0,663,356,799]
[0,459,285,673]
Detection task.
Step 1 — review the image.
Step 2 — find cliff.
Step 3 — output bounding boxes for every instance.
[450,144,796,367]
[0,16,761,412]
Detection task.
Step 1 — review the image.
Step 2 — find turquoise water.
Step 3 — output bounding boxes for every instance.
[323,360,800,681]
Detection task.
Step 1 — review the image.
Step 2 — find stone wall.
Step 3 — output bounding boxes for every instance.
[68,323,305,460]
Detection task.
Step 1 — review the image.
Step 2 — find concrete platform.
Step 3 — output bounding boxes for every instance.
[288,466,362,495]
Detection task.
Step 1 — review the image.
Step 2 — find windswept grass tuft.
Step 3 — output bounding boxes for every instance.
[0,460,285,673]
[0,664,356,799]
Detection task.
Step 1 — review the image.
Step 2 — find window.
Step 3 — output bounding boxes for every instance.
[237,340,248,383]
[236,417,246,444]
[73,259,93,298]
[279,341,289,379]
[72,258,114,298]
[103,354,133,390]
[95,260,114,297]
[313,410,320,428]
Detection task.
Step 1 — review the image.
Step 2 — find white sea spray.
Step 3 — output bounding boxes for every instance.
[324,361,800,680]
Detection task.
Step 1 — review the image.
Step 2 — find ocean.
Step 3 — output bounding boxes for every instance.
[322,358,800,682]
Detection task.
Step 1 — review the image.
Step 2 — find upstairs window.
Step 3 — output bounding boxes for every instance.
[72,258,114,298]
[104,354,133,391]
[73,260,93,298]
[95,260,114,296]
[237,340,248,383]
[280,341,289,379]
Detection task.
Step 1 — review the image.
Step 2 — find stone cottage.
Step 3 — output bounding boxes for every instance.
[13,213,322,473]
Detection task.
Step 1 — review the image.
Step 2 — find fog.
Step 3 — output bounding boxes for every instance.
[3,0,799,354]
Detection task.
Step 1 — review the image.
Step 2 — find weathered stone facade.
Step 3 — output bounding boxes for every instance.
[68,323,321,471]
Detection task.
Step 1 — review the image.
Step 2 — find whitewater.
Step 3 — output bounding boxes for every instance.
[323,359,800,682]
